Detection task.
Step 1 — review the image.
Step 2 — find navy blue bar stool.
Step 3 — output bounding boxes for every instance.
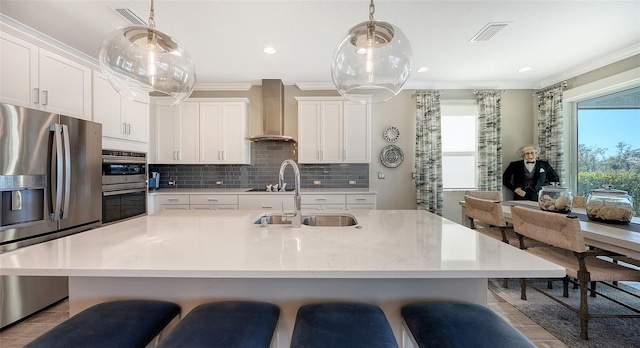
[157,301,280,348]
[26,300,181,348]
[290,302,398,348]
[401,302,535,348]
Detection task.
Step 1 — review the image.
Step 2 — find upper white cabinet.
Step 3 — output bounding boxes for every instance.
[200,101,250,164]
[154,98,250,164]
[296,97,370,163]
[155,100,200,163]
[0,31,91,120]
[93,71,149,144]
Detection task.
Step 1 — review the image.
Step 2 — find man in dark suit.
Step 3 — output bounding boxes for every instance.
[502,144,560,201]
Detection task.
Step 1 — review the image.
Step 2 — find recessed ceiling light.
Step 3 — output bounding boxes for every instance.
[262,46,276,55]
[417,67,429,73]
[518,67,532,73]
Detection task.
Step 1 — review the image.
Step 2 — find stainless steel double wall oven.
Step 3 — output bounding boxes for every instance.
[101,149,147,225]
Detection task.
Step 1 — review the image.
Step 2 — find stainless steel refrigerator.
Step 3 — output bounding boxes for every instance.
[0,103,102,328]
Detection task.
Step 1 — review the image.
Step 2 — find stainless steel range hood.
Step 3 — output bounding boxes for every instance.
[248,79,294,142]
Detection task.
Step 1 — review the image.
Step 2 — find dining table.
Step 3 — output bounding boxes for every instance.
[460,200,640,260]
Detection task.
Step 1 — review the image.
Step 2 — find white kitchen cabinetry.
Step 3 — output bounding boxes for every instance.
[199,101,250,164]
[93,71,149,144]
[238,194,295,212]
[190,195,238,211]
[154,98,249,164]
[296,97,370,163]
[159,195,190,211]
[301,194,346,211]
[346,194,377,210]
[155,100,200,163]
[0,31,91,120]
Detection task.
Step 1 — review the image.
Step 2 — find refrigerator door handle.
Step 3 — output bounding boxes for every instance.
[61,124,71,219]
[50,123,63,221]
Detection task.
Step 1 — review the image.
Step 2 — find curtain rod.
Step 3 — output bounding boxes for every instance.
[411,90,440,97]
[536,81,567,95]
[473,89,506,94]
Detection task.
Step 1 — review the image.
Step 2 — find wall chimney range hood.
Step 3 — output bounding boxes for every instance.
[248,79,294,142]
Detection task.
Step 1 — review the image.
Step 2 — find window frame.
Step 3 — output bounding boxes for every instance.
[440,100,478,191]
[563,67,640,194]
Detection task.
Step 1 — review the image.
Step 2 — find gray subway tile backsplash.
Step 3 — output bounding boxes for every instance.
[149,141,369,189]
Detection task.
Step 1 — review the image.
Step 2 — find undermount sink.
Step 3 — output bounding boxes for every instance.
[251,213,358,227]
[301,214,358,227]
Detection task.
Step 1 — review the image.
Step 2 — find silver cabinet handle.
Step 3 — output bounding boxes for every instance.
[122,123,127,135]
[33,88,40,104]
[207,199,219,202]
[127,123,131,135]
[42,90,49,106]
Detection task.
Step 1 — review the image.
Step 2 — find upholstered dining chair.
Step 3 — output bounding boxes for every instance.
[510,206,640,340]
[464,194,518,245]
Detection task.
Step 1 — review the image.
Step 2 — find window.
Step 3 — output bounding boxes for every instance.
[441,100,477,190]
[576,86,640,217]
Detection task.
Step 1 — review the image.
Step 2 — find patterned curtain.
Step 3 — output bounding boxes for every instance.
[536,82,567,184]
[414,91,442,215]
[475,90,503,191]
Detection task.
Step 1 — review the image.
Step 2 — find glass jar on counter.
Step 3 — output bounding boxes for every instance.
[586,186,634,224]
[538,182,573,214]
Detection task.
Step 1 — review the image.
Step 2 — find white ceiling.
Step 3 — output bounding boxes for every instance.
[1,0,638,90]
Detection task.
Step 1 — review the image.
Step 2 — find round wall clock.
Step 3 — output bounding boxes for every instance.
[383,126,400,142]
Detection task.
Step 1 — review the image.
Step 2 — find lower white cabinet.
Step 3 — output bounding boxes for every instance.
[190,195,238,211]
[346,194,377,210]
[238,194,295,212]
[159,195,190,211]
[153,192,376,213]
[301,194,346,211]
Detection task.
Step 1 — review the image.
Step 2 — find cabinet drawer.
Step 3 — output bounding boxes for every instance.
[190,204,238,211]
[238,194,294,211]
[346,204,375,210]
[190,194,238,205]
[302,194,345,205]
[346,194,375,204]
[161,205,190,211]
[160,195,190,205]
[302,204,346,211]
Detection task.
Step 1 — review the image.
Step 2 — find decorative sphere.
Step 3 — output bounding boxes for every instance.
[99,25,196,105]
[331,20,412,104]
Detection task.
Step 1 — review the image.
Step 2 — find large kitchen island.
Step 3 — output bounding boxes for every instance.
[0,209,564,347]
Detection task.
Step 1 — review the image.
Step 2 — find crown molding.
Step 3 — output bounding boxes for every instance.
[194,83,253,91]
[536,44,640,89]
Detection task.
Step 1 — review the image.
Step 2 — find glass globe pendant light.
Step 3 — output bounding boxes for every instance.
[99,0,195,105]
[331,0,412,104]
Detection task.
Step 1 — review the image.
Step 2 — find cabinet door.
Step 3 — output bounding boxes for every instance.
[38,49,91,119]
[177,102,200,163]
[199,102,223,163]
[343,102,370,163]
[156,102,180,163]
[221,102,249,164]
[121,96,149,143]
[0,32,38,107]
[298,101,322,163]
[320,101,343,163]
[93,71,123,138]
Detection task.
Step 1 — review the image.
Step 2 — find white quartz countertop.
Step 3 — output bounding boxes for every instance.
[148,188,377,195]
[0,210,564,279]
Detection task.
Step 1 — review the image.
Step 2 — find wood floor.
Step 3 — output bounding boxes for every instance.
[0,289,567,348]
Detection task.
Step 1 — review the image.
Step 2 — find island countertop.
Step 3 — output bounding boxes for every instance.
[0,209,564,279]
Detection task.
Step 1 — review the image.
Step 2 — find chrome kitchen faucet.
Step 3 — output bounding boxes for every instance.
[278,159,301,228]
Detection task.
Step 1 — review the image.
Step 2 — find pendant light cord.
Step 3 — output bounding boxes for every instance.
[148,0,156,29]
[369,0,375,21]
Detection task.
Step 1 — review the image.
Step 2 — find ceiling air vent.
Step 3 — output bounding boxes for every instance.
[469,22,510,42]
[111,8,147,26]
